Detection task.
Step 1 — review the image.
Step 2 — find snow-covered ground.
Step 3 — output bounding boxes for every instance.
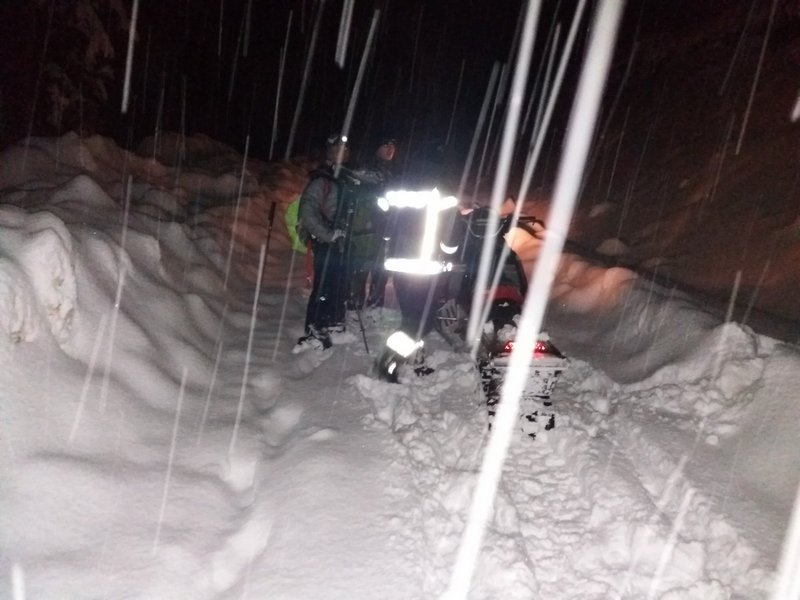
[1,133,798,599]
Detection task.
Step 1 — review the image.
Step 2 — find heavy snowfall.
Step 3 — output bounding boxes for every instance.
[0,127,796,598]
[1,1,800,599]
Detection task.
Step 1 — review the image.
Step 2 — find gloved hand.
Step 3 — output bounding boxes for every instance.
[331,229,346,242]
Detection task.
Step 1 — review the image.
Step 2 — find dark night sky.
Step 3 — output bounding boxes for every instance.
[127,0,529,161]
[1,0,585,175]
[0,0,651,192]
[0,0,696,191]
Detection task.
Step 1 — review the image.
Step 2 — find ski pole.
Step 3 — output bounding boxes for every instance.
[265,201,277,256]
[355,306,370,355]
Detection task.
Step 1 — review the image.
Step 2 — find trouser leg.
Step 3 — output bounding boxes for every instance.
[306,242,346,332]
[393,274,439,342]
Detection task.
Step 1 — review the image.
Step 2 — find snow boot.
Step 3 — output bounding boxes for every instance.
[374,348,404,383]
[292,328,332,354]
[411,348,434,377]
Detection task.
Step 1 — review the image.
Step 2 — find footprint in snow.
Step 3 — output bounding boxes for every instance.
[248,369,281,410]
[303,426,338,441]
[290,344,334,376]
[260,401,305,447]
[210,506,273,593]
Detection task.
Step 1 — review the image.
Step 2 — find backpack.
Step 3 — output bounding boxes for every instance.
[284,197,307,254]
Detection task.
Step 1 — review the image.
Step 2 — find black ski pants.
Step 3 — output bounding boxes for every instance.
[393,273,440,342]
[305,240,346,332]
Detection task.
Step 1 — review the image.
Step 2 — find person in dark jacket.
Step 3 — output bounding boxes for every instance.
[293,134,353,353]
[346,136,397,310]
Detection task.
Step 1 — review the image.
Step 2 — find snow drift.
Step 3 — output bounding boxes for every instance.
[0,133,797,599]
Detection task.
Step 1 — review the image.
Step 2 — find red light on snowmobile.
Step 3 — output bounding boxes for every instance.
[503,340,550,356]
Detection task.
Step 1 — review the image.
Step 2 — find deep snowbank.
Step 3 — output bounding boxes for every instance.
[0,133,797,599]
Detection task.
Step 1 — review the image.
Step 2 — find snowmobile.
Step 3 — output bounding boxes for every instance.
[433,206,567,438]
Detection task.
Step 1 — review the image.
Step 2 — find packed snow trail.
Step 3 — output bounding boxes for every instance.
[189,305,423,599]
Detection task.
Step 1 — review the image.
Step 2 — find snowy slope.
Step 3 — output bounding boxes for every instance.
[0,134,797,599]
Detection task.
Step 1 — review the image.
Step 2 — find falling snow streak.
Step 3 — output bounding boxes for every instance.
[226,10,246,129]
[22,1,55,176]
[272,249,299,362]
[11,563,25,600]
[516,0,587,209]
[521,0,561,137]
[444,59,466,147]
[473,0,586,366]
[196,340,224,445]
[99,268,127,413]
[197,301,229,444]
[223,135,250,291]
[229,242,267,456]
[605,106,629,202]
[446,2,624,598]
[465,0,543,357]
[450,0,546,589]
[772,482,800,600]
[791,92,800,122]
[243,0,253,57]
[69,313,110,443]
[725,270,742,324]
[742,259,771,326]
[719,0,758,97]
[336,10,381,176]
[335,0,356,69]
[286,0,326,160]
[140,30,151,114]
[473,64,508,192]
[482,2,530,175]
[699,113,735,220]
[646,490,695,600]
[521,20,559,145]
[218,0,224,57]
[408,6,424,94]
[271,11,293,160]
[153,366,188,553]
[101,177,132,413]
[587,1,642,184]
[121,0,140,114]
[472,0,589,414]
[153,70,166,160]
[457,63,501,204]
[170,77,188,190]
[735,0,779,156]
[120,177,133,254]
[180,77,187,164]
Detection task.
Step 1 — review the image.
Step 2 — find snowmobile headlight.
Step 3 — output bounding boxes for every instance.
[386,331,424,358]
[377,196,390,212]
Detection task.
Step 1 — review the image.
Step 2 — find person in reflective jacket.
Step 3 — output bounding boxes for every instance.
[373,189,460,381]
